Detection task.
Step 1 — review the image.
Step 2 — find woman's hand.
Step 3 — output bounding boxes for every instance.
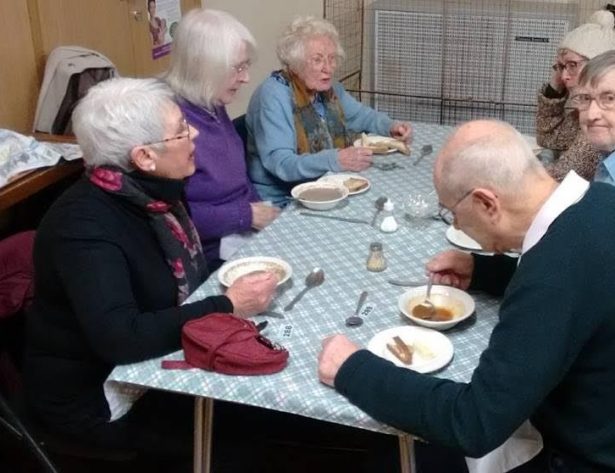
[338,146,373,172]
[425,250,474,290]
[549,64,565,93]
[250,202,280,230]
[225,271,278,318]
[389,121,412,143]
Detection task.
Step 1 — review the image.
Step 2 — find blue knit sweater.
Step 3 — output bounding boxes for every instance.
[335,184,615,471]
[245,74,394,206]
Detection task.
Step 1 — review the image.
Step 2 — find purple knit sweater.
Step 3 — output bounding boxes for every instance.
[181,100,260,264]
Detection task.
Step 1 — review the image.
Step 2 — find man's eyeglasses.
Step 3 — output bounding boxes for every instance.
[144,117,191,146]
[570,92,615,111]
[438,188,474,225]
[551,60,586,75]
[232,60,251,75]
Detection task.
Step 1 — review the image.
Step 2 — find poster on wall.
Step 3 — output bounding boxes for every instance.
[147,0,181,59]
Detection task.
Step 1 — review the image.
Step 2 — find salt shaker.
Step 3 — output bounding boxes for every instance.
[380,200,399,233]
[366,242,387,272]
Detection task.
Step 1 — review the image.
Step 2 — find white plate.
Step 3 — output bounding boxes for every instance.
[217,256,292,287]
[353,136,396,154]
[318,173,371,195]
[367,326,454,373]
[446,225,483,251]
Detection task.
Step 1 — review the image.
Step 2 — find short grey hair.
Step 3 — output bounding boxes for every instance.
[164,9,256,108]
[276,16,345,72]
[440,120,544,200]
[577,50,615,88]
[72,78,176,170]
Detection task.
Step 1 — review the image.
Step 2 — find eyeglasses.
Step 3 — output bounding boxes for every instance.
[438,188,474,225]
[231,60,251,75]
[570,91,615,111]
[307,54,339,70]
[551,60,586,75]
[144,117,191,146]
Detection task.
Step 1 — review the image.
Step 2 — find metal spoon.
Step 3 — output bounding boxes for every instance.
[370,196,388,227]
[345,290,368,327]
[413,144,434,166]
[283,268,325,311]
[414,274,436,319]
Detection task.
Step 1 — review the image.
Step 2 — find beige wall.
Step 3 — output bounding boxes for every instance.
[202,0,324,117]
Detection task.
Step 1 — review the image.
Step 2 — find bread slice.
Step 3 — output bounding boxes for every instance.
[344,177,369,192]
[360,133,411,155]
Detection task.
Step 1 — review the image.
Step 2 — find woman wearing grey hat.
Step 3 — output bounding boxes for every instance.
[536,10,615,181]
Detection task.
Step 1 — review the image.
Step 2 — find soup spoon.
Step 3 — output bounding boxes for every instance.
[283,268,325,311]
[345,290,368,327]
[414,274,436,319]
[370,196,388,227]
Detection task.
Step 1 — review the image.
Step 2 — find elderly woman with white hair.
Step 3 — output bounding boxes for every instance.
[536,9,615,181]
[165,9,279,269]
[246,16,412,206]
[24,77,277,456]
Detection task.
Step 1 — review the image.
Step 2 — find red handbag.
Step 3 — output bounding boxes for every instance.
[161,313,289,375]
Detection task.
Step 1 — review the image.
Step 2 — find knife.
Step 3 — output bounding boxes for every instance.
[387,279,428,287]
[299,212,370,224]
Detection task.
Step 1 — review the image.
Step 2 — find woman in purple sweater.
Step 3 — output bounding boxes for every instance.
[165,9,279,269]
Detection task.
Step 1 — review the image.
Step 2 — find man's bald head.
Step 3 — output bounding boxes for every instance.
[435,120,546,202]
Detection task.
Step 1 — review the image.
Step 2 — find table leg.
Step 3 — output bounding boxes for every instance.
[398,434,416,473]
[193,397,214,473]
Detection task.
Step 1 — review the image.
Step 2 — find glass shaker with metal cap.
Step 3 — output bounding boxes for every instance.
[366,242,387,272]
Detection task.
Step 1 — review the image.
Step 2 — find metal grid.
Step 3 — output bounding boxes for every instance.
[325,0,605,134]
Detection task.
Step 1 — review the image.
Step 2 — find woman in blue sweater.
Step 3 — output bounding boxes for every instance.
[246,16,412,206]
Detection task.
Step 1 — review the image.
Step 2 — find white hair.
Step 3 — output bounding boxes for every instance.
[276,16,345,71]
[164,9,256,108]
[72,78,176,170]
[440,120,544,199]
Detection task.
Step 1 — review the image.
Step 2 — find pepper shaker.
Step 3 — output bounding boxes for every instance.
[366,242,387,272]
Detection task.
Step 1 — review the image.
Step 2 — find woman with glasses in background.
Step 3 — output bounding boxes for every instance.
[165,9,279,270]
[536,9,615,181]
[24,78,278,464]
[246,16,412,207]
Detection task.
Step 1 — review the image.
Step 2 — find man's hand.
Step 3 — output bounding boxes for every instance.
[318,334,360,387]
[426,250,474,290]
[225,271,277,318]
[338,146,373,172]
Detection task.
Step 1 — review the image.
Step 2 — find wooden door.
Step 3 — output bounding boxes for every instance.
[33,0,136,75]
[33,0,201,77]
[0,1,39,132]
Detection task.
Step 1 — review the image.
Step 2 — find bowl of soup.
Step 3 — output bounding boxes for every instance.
[397,285,476,331]
[291,182,349,210]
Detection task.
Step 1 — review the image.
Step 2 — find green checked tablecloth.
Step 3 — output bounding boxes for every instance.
[108,122,501,435]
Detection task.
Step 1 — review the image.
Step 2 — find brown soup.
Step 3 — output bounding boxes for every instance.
[412,305,454,321]
[299,187,343,202]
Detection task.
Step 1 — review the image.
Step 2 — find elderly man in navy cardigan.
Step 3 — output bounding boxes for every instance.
[318,119,615,473]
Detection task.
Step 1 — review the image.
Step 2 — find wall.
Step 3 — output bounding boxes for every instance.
[202,0,324,117]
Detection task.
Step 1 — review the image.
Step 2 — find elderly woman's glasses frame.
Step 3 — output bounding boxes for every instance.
[144,117,191,146]
[438,188,474,225]
[551,60,586,75]
[570,92,615,111]
[308,54,339,70]
[232,60,252,75]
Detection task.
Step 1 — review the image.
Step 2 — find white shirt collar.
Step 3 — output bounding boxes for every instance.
[521,171,589,255]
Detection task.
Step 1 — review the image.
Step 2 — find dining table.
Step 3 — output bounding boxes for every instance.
[108,122,503,473]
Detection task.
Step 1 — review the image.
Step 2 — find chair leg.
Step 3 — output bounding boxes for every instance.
[0,393,60,473]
